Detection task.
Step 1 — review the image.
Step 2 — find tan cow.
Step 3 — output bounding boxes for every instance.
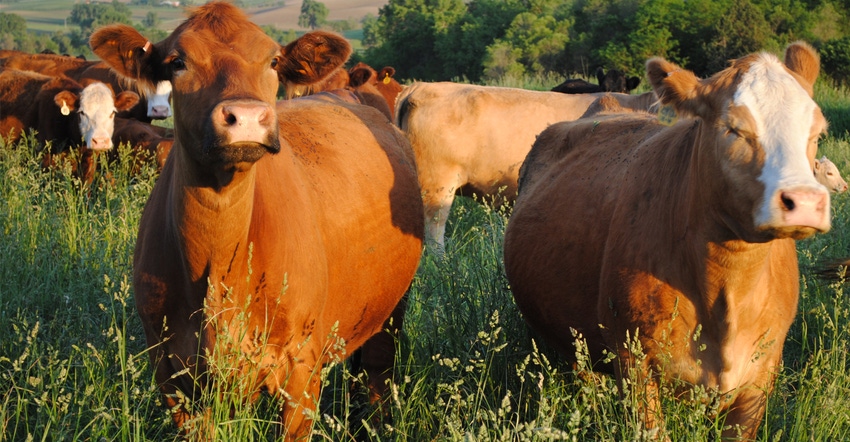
[90,2,424,439]
[504,42,829,439]
[395,81,657,251]
[814,155,848,193]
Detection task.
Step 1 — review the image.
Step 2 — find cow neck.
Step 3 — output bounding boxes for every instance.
[168,141,260,284]
[682,119,778,323]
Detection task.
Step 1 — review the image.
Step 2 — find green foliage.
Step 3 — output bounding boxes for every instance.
[0,12,26,38]
[68,1,132,34]
[821,36,850,88]
[299,0,329,30]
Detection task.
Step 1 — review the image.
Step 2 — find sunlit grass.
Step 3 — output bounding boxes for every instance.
[0,83,849,441]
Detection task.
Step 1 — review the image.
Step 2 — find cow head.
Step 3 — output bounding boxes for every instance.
[55,81,139,151]
[596,67,641,93]
[89,1,351,181]
[814,156,848,193]
[646,41,830,240]
[146,81,173,119]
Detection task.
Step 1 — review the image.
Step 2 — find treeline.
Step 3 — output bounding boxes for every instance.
[4,0,850,87]
[0,1,167,58]
[356,0,850,85]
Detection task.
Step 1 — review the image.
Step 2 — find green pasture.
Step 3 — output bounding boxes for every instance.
[0,76,849,441]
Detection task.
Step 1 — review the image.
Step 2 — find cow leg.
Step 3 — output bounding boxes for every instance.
[278,360,322,441]
[421,186,457,254]
[358,291,407,403]
[720,381,772,440]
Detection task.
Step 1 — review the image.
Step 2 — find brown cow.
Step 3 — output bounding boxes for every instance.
[504,42,829,439]
[110,117,173,173]
[349,62,403,118]
[90,2,423,439]
[395,81,657,251]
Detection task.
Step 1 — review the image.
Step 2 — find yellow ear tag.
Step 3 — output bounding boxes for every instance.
[658,104,677,126]
[61,101,70,116]
[382,75,391,85]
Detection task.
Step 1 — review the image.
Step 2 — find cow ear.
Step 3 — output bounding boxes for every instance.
[595,67,605,84]
[348,67,372,87]
[278,31,352,86]
[380,67,396,79]
[90,24,161,89]
[646,57,706,118]
[54,91,79,115]
[627,76,641,91]
[784,41,819,97]
[114,91,140,112]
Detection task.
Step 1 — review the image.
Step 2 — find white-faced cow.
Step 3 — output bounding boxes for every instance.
[551,66,641,94]
[90,2,424,439]
[395,81,657,251]
[504,42,829,439]
[814,155,848,193]
[0,69,139,182]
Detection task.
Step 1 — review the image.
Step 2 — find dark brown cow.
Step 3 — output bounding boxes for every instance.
[90,2,423,439]
[504,42,829,439]
[551,67,641,94]
[110,117,174,173]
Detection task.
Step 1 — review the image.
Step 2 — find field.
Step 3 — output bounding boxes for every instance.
[1,67,850,442]
[0,0,386,34]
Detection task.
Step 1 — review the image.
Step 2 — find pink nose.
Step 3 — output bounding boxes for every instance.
[212,100,275,145]
[89,137,112,151]
[779,188,830,231]
[149,105,170,118]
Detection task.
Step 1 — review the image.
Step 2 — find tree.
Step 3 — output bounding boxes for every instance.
[142,11,160,29]
[0,12,26,38]
[68,1,132,34]
[299,0,329,30]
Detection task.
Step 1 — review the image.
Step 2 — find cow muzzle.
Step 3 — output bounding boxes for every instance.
[211,100,278,149]
[773,185,831,234]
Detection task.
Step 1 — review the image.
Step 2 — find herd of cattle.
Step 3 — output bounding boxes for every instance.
[4,1,844,439]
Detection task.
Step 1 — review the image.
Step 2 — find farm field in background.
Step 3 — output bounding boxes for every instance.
[0,71,849,440]
[0,0,385,34]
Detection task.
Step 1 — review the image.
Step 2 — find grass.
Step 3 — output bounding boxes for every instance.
[1,82,850,441]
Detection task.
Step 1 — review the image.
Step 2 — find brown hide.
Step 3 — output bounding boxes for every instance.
[90,2,423,439]
[349,62,403,118]
[395,81,658,251]
[110,117,173,173]
[504,42,829,440]
[0,51,97,78]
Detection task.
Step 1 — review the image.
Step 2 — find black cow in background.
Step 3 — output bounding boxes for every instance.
[551,67,641,94]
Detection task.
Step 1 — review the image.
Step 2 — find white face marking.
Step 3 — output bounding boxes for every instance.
[146,81,173,118]
[78,82,117,150]
[732,53,823,226]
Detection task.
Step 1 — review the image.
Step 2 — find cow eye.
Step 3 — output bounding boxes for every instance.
[170,57,186,71]
[270,57,280,69]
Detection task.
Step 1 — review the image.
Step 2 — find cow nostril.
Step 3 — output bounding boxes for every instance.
[780,193,796,212]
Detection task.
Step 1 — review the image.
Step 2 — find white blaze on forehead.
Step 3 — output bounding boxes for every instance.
[78,82,117,150]
[732,53,823,225]
[146,81,173,118]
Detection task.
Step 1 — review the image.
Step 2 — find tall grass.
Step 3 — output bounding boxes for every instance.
[1,82,850,441]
